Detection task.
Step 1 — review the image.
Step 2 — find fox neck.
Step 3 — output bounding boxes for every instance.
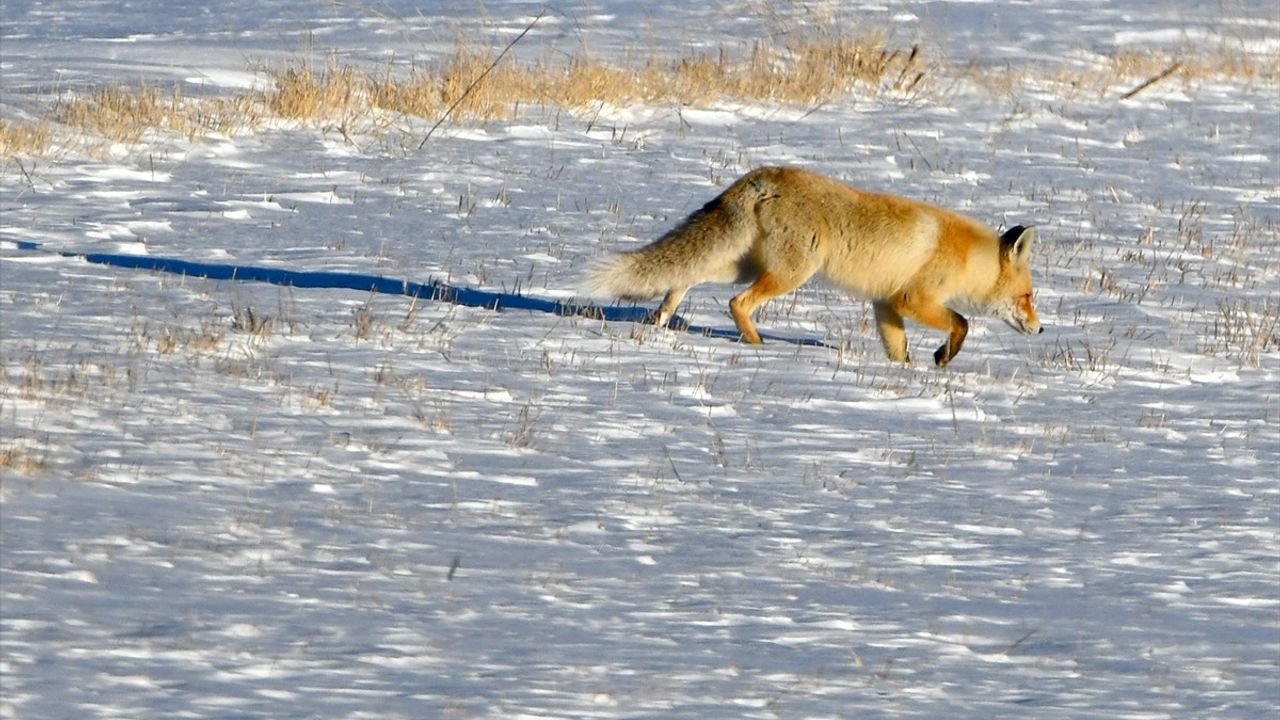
[948,239,1006,315]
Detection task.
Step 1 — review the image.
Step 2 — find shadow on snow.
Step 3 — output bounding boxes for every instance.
[8,241,832,348]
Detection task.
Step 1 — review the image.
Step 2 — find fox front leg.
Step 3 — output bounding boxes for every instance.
[892,293,969,368]
[872,301,911,363]
[932,312,969,368]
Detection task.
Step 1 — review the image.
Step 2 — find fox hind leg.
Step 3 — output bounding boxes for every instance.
[653,287,689,329]
[729,271,809,344]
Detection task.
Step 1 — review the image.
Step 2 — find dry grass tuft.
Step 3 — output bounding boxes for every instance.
[1111,46,1279,89]
[0,445,47,475]
[47,84,263,152]
[56,86,187,145]
[264,57,366,121]
[155,321,225,356]
[970,45,1280,101]
[0,119,52,156]
[735,35,926,103]
[370,45,513,120]
[184,94,264,137]
[1200,297,1280,368]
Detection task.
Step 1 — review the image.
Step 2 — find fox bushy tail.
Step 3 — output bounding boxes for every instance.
[583,177,771,300]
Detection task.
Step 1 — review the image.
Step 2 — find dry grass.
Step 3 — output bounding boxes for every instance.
[1200,297,1280,368]
[522,34,926,108]
[321,32,926,124]
[1,30,929,157]
[0,444,47,475]
[1107,46,1278,90]
[369,45,513,121]
[30,84,261,156]
[55,86,185,145]
[1,26,1276,159]
[185,94,265,137]
[265,58,365,122]
[967,45,1278,101]
[154,320,225,356]
[0,84,264,158]
[0,119,52,156]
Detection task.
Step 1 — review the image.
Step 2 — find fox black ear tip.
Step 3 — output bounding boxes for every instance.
[1000,225,1029,243]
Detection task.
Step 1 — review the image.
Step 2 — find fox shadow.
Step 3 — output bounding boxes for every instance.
[10,241,833,349]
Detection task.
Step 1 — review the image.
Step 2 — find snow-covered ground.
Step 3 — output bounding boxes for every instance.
[2,1,1278,718]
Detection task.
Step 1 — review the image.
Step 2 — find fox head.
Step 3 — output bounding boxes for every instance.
[990,225,1043,335]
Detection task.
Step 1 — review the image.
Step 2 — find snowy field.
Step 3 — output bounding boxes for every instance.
[2,1,1278,718]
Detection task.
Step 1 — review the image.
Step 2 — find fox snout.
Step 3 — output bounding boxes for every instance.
[996,293,1042,336]
[1017,318,1045,335]
[1009,312,1043,335]
[1001,315,1041,335]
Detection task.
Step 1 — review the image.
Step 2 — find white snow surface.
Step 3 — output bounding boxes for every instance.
[2,1,1279,718]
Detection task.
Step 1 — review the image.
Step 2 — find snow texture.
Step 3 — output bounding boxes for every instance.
[2,1,1278,718]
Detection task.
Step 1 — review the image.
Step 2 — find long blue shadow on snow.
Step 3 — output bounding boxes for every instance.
[8,240,831,348]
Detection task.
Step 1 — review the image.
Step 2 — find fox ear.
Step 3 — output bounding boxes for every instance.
[1000,225,1034,263]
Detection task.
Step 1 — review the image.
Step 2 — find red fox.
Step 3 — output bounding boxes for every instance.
[584,166,1043,367]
